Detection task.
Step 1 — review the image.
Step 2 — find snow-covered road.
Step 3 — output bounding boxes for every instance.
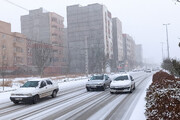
[0,72,153,120]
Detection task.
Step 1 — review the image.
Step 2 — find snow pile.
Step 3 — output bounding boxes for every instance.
[145,71,180,119]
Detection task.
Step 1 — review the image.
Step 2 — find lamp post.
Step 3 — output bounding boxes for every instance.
[160,42,164,61]
[163,23,170,59]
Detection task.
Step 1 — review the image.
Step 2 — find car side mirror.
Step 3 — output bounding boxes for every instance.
[40,85,44,88]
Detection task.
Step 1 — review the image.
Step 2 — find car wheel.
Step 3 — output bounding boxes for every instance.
[102,85,105,91]
[110,91,114,94]
[13,101,19,104]
[86,88,90,91]
[129,86,133,93]
[52,90,57,98]
[33,95,39,104]
[133,84,136,90]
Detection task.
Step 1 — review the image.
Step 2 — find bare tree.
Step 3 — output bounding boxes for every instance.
[89,43,108,74]
[174,0,180,3]
[33,41,53,77]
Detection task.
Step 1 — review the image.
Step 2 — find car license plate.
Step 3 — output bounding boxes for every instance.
[15,98,22,100]
[91,85,96,88]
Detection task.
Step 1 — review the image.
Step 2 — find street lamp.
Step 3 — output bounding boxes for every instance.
[163,23,170,59]
[160,42,164,61]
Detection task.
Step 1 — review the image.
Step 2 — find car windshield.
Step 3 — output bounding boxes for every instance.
[90,75,104,80]
[22,81,39,87]
[114,75,129,81]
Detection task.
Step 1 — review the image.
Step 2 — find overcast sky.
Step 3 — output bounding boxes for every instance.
[0,0,180,65]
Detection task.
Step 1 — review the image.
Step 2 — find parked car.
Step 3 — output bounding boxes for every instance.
[86,74,111,91]
[110,74,135,94]
[10,79,59,104]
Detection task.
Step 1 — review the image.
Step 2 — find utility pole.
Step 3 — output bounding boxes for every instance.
[85,36,88,75]
[163,23,170,59]
[2,46,5,91]
[160,42,164,61]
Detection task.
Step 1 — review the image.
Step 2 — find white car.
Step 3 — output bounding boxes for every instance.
[10,79,59,104]
[110,74,135,94]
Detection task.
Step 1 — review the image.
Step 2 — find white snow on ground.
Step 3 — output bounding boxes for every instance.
[0,91,11,103]
[58,78,88,91]
[129,76,152,120]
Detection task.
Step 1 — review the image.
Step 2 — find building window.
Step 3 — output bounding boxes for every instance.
[59,50,62,55]
[2,34,5,38]
[52,33,57,36]
[52,17,57,23]
[2,45,6,49]
[52,25,57,29]
[53,50,58,54]
[15,47,23,53]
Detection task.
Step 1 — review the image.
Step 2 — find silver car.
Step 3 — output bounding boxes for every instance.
[86,74,111,91]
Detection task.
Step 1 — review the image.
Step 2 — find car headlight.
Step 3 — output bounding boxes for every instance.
[11,93,16,96]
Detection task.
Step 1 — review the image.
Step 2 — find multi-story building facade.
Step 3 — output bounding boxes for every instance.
[135,44,143,66]
[67,3,113,74]
[112,18,123,72]
[122,34,136,70]
[0,20,27,73]
[21,8,67,74]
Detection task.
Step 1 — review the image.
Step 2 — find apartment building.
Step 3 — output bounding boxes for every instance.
[21,8,67,74]
[122,34,136,70]
[135,44,143,66]
[67,3,113,74]
[0,20,27,72]
[112,18,124,72]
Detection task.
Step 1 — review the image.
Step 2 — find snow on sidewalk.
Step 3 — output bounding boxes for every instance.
[129,76,152,120]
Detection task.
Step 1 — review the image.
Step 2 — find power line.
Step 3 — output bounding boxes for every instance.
[3,0,29,12]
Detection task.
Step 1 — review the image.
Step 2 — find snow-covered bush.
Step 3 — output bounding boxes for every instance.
[145,71,180,120]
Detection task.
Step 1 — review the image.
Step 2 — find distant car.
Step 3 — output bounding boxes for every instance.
[10,79,59,104]
[145,69,151,73]
[132,69,139,72]
[86,74,111,91]
[110,74,135,94]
